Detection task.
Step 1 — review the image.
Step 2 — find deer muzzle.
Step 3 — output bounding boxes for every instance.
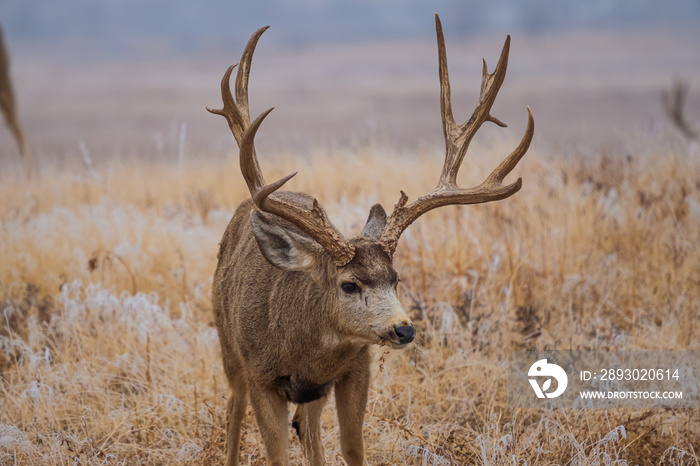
[393,325,415,345]
[377,321,415,349]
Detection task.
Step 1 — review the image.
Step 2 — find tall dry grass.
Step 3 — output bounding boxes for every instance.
[0,136,698,464]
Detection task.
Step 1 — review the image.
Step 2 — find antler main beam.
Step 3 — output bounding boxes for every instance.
[379,14,534,256]
[208,27,356,266]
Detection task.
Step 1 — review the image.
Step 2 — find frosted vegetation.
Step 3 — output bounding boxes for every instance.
[0,136,698,463]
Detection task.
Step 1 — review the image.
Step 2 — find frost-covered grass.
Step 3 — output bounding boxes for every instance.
[0,139,698,464]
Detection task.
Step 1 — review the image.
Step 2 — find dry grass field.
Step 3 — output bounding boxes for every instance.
[1,134,699,464]
[1,27,700,466]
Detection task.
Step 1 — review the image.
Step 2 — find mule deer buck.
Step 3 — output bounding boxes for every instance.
[209,14,533,466]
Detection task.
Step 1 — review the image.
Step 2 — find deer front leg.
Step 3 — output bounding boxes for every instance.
[292,395,328,466]
[224,377,249,466]
[334,346,370,466]
[249,385,290,466]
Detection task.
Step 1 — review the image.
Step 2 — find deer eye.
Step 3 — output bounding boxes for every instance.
[341,282,359,294]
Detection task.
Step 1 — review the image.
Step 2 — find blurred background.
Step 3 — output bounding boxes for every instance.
[2,5,699,464]
[1,0,699,167]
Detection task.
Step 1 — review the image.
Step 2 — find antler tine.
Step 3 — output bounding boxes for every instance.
[240,108,355,265]
[206,65,244,143]
[483,106,534,187]
[210,27,356,267]
[207,26,269,142]
[379,14,534,257]
[206,26,269,197]
[436,14,510,190]
[235,26,269,126]
[240,107,295,202]
[436,15,456,141]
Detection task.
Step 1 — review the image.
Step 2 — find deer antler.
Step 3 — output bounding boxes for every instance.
[0,23,31,176]
[379,14,534,256]
[662,80,699,142]
[208,27,356,266]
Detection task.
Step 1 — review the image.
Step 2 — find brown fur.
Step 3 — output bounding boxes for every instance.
[213,193,410,466]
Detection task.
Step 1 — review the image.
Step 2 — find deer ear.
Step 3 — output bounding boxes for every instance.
[250,210,322,271]
[362,203,387,240]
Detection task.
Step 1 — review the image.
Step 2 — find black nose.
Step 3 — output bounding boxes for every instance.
[394,325,415,344]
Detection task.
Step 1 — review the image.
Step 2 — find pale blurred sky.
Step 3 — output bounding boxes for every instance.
[2,0,699,54]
